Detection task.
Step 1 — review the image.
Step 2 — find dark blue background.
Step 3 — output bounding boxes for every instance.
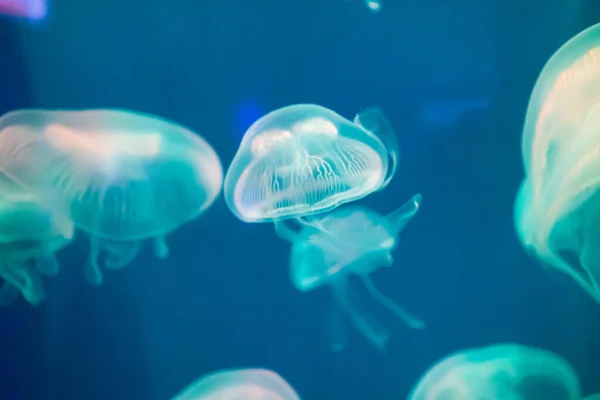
[1,0,600,399]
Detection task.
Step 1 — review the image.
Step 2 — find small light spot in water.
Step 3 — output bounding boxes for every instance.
[365,0,382,13]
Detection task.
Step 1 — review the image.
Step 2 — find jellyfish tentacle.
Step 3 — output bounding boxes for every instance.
[354,107,398,190]
[331,277,389,352]
[360,275,426,330]
[83,236,103,286]
[153,236,169,259]
[384,194,422,236]
[326,294,348,353]
[1,263,46,305]
[103,240,142,270]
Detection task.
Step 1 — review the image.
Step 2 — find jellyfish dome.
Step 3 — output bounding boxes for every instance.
[408,343,581,400]
[224,104,398,222]
[0,185,73,305]
[0,109,223,285]
[515,22,600,301]
[171,368,300,400]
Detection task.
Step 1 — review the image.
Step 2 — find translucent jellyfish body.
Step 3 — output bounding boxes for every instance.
[408,343,581,400]
[0,185,73,305]
[224,104,398,223]
[515,22,600,301]
[0,109,223,286]
[278,194,424,352]
[171,368,300,400]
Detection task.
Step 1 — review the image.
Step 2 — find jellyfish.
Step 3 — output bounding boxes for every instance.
[224,104,398,224]
[277,194,424,352]
[0,0,46,21]
[514,22,600,301]
[0,108,223,286]
[171,368,300,400]
[0,183,73,305]
[408,343,581,400]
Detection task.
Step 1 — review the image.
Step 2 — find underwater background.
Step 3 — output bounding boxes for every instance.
[1,0,600,399]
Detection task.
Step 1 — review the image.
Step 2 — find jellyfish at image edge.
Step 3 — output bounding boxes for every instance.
[279,195,424,352]
[0,109,223,286]
[171,368,300,400]
[408,343,581,400]
[223,104,399,225]
[0,181,73,306]
[514,22,600,302]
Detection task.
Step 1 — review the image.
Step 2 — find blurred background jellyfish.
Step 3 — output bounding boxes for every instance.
[364,0,382,14]
[0,0,47,21]
[279,194,424,352]
[0,109,223,286]
[407,343,581,400]
[223,104,398,225]
[0,184,73,306]
[514,22,600,301]
[171,368,300,400]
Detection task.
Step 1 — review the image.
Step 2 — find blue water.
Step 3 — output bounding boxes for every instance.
[0,0,599,399]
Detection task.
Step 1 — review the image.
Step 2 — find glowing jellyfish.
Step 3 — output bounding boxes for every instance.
[224,104,398,223]
[0,186,73,306]
[514,22,600,301]
[277,194,424,352]
[0,109,223,286]
[171,368,300,400]
[408,343,581,400]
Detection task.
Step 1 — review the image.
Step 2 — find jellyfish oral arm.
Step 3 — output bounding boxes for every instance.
[384,193,422,236]
[360,275,425,330]
[330,276,390,352]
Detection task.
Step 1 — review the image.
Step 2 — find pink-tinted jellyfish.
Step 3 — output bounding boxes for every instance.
[171,368,300,400]
[515,22,600,301]
[0,182,73,306]
[0,109,223,286]
[0,0,46,20]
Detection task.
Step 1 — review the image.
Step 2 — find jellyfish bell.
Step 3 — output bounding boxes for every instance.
[0,108,223,286]
[515,22,600,301]
[407,343,581,400]
[223,104,399,223]
[280,194,424,352]
[521,22,600,181]
[171,368,300,400]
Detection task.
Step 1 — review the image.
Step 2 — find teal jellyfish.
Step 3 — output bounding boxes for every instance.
[408,343,581,400]
[224,104,398,223]
[514,22,600,302]
[0,186,73,305]
[0,109,223,286]
[278,194,424,352]
[171,368,300,400]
